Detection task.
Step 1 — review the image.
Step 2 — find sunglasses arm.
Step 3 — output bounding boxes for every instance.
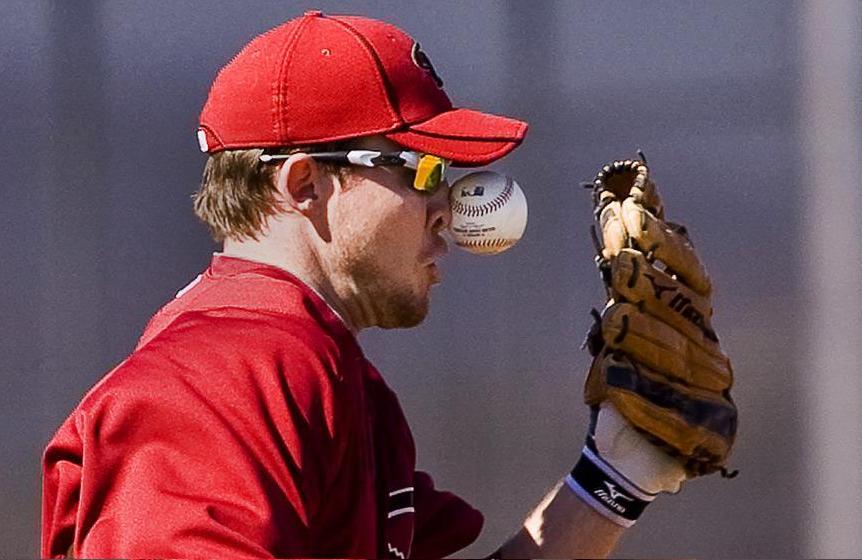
[260,150,419,169]
[258,151,383,165]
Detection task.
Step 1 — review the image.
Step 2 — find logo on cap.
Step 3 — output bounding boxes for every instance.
[411,42,443,88]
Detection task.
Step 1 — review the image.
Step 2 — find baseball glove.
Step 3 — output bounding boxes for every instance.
[583,153,738,477]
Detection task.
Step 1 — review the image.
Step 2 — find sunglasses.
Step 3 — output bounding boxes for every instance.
[260,150,450,194]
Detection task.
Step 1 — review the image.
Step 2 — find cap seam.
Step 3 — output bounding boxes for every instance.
[275,16,313,141]
[328,16,403,125]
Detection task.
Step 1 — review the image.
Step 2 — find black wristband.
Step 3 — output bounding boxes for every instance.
[565,442,656,527]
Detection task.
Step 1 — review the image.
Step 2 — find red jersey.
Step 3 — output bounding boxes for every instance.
[41,255,482,558]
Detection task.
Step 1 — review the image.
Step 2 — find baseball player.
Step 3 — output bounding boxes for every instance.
[41,12,736,559]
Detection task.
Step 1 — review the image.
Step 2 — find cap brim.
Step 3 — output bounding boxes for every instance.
[385,108,528,167]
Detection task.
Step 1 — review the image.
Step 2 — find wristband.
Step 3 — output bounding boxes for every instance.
[564,437,657,528]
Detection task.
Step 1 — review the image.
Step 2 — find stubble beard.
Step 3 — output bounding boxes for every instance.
[350,259,430,329]
[377,287,429,329]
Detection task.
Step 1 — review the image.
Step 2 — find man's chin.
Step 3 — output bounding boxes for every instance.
[376,292,430,329]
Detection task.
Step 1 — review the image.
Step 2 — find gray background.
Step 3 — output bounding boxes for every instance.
[2,1,860,558]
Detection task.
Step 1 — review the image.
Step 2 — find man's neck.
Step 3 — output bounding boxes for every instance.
[221,238,360,333]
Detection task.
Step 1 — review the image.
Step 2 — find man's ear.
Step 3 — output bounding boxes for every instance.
[273,153,331,215]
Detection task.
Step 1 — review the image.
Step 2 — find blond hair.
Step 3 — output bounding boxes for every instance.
[193,145,345,242]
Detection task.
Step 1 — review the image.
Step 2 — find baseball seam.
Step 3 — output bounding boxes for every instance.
[451,176,514,217]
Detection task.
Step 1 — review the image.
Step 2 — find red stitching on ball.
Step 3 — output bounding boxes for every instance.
[457,238,514,247]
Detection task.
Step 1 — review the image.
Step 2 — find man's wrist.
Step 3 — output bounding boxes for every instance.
[565,441,656,527]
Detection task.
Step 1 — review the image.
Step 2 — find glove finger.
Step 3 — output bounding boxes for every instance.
[597,199,628,261]
[592,161,641,261]
[620,198,712,296]
[601,302,733,392]
[610,249,719,349]
[597,354,736,472]
[627,162,664,220]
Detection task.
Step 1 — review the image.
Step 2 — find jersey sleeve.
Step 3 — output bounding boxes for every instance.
[411,470,484,559]
[42,310,350,558]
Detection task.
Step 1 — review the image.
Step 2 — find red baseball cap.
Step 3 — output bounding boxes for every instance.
[197,11,528,166]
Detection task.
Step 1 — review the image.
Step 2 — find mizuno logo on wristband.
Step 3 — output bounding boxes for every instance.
[565,444,655,527]
[593,482,634,514]
[603,482,634,502]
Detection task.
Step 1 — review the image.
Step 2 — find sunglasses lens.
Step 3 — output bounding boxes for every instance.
[414,155,447,193]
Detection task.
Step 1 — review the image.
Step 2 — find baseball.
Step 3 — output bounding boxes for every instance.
[448,171,528,255]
